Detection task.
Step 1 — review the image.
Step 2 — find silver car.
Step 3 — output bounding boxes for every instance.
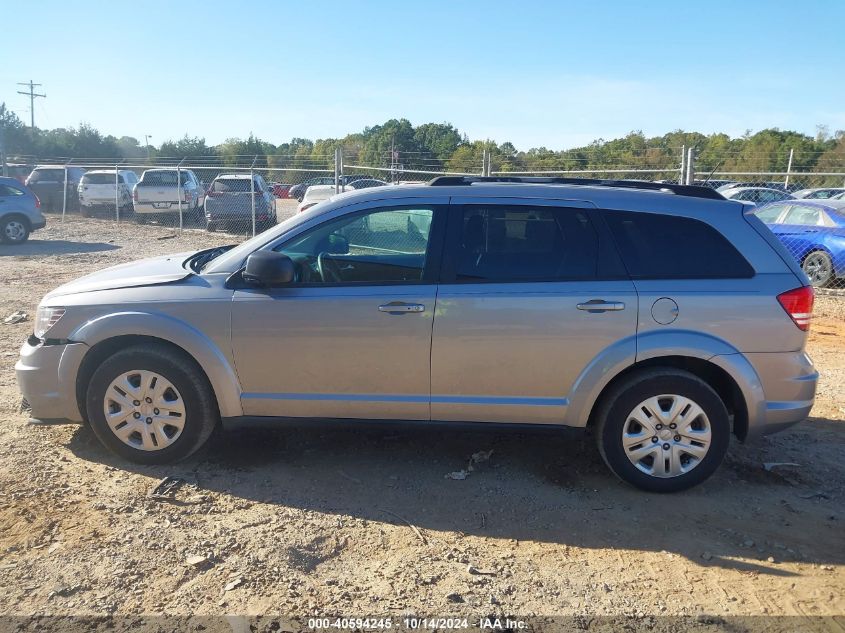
[0,176,46,244]
[204,173,276,232]
[16,178,819,492]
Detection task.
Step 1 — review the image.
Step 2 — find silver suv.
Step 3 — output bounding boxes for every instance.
[16,178,819,492]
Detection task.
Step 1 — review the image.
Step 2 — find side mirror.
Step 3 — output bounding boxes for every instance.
[242,251,295,287]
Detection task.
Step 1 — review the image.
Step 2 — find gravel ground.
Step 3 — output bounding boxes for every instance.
[0,214,843,625]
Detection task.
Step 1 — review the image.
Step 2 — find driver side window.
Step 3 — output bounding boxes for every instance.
[275,207,435,284]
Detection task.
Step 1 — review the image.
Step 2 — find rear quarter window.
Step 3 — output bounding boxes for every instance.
[603,210,754,279]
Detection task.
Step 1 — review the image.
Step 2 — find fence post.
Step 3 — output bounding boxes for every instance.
[177,158,184,233]
[481,149,489,176]
[335,147,346,191]
[62,162,69,223]
[250,155,258,238]
[334,147,341,193]
[784,148,794,189]
[685,147,695,185]
[115,164,120,223]
[679,145,686,185]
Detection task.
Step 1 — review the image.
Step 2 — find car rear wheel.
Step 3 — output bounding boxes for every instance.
[1,215,30,244]
[86,345,219,464]
[595,368,730,492]
[802,250,833,287]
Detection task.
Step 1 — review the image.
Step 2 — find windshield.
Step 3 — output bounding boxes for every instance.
[212,178,257,192]
[203,200,334,273]
[140,171,190,186]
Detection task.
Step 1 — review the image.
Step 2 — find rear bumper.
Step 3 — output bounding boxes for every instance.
[134,203,186,214]
[15,338,87,423]
[743,351,818,441]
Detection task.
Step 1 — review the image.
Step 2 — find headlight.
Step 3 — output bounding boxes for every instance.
[34,306,66,339]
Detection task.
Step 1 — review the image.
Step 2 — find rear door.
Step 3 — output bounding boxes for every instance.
[430,198,638,425]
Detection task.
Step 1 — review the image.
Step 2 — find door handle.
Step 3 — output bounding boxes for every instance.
[378,302,425,314]
[577,300,625,312]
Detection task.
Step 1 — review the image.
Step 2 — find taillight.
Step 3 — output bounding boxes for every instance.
[34,195,41,208]
[777,286,814,331]
[133,188,138,202]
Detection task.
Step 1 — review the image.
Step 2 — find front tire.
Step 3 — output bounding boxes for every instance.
[595,369,730,492]
[86,345,219,464]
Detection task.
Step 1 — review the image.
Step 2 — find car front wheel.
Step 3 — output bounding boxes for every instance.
[595,369,730,492]
[86,345,219,464]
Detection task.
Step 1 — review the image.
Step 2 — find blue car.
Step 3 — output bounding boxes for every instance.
[755,199,845,287]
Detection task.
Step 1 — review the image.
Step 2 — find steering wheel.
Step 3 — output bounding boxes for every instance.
[316,251,343,283]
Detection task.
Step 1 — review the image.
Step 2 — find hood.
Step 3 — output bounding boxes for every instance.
[45,252,195,299]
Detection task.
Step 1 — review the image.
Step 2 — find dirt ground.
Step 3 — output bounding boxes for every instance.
[0,214,843,625]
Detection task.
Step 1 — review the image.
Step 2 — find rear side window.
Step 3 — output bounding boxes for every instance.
[0,184,25,196]
[604,210,754,279]
[455,206,598,281]
[782,205,822,226]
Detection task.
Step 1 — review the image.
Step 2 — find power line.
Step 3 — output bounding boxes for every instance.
[16,80,46,129]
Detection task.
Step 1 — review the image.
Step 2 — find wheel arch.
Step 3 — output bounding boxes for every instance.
[585,355,751,440]
[1,212,32,230]
[71,312,243,421]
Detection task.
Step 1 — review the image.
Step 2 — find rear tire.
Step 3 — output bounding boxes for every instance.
[85,345,219,464]
[802,250,834,287]
[0,215,30,244]
[595,368,730,493]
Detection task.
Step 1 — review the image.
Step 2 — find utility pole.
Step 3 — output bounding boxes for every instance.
[144,134,152,160]
[16,80,46,129]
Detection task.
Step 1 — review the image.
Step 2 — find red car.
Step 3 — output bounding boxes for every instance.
[269,182,292,198]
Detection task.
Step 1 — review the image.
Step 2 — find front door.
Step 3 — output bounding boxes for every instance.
[231,202,446,420]
[430,199,638,424]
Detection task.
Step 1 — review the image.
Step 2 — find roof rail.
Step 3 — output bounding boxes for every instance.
[427,176,725,200]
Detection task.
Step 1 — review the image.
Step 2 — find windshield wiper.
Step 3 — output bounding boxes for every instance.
[190,245,236,273]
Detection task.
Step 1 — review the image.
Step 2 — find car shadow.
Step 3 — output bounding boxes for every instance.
[65,415,844,574]
[0,240,120,257]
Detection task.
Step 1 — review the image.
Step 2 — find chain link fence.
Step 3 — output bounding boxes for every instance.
[16,150,845,289]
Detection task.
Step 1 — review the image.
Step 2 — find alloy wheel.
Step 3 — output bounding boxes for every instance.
[803,252,832,286]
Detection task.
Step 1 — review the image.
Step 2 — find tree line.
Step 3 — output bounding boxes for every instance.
[2,103,843,176]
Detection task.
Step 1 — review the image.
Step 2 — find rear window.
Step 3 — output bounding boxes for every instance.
[604,210,754,279]
[28,169,66,182]
[211,179,258,193]
[82,173,121,185]
[140,171,189,186]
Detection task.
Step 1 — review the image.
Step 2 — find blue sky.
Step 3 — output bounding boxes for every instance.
[2,0,844,150]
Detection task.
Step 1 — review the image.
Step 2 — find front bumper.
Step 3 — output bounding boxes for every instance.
[15,337,88,423]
